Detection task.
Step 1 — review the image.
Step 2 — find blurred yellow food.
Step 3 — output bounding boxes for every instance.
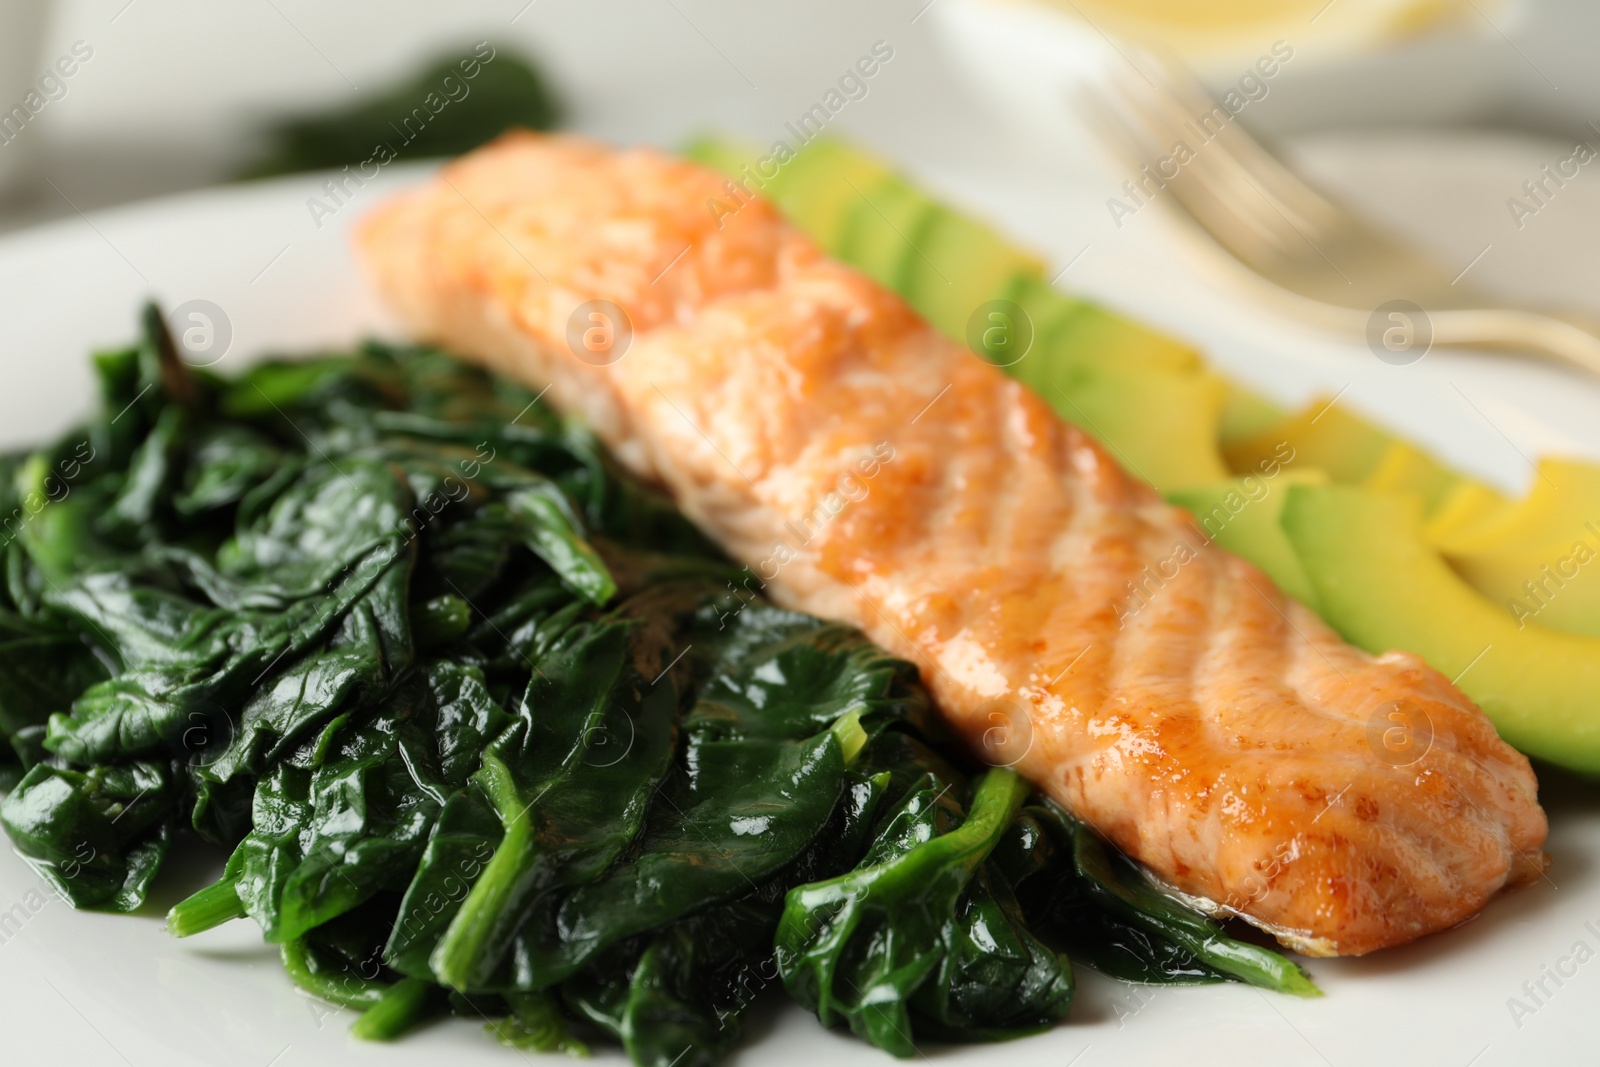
[1032,0,1478,63]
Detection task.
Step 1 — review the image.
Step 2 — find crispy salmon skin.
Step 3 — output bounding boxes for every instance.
[355,131,1547,956]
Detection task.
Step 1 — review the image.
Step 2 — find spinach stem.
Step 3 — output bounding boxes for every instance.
[491,990,591,1056]
[278,939,388,1009]
[830,709,867,765]
[166,879,246,937]
[1061,811,1322,997]
[350,976,440,1041]
[431,750,537,990]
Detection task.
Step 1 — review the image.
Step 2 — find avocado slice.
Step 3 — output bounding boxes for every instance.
[761,139,893,251]
[1224,402,1463,513]
[1433,457,1600,558]
[1225,399,1394,485]
[1281,483,1600,772]
[1364,442,1460,513]
[903,215,1044,340]
[1425,478,1513,547]
[1167,469,1328,609]
[1431,458,1600,639]
[992,274,1203,383]
[1218,385,1288,448]
[1450,537,1600,638]
[1013,356,1229,493]
[836,174,936,293]
[990,272,1088,362]
[1045,302,1200,378]
[681,133,756,180]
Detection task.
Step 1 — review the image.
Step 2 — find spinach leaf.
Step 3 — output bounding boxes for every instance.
[41,536,412,767]
[0,610,108,743]
[173,424,284,517]
[561,765,894,1066]
[503,481,616,605]
[505,603,913,989]
[775,768,1035,1055]
[614,901,776,1067]
[911,863,1074,1042]
[512,719,851,987]
[425,610,683,991]
[0,759,176,909]
[488,990,590,1056]
[279,896,401,1009]
[176,660,509,943]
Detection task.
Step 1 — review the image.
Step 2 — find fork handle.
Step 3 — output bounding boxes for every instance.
[1429,309,1600,380]
[1190,243,1600,381]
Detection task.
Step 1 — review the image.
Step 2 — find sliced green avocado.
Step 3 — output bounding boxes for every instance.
[681,133,759,182]
[903,215,1044,340]
[1450,537,1600,639]
[1013,356,1230,493]
[1225,400,1394,485]
[1425,479,1513,548]
[1166,469,1328,609]
[1218,385,1289,448]
[1363,442,1460,514]
[1433,458,1600,639]
[836,174,936,293]
[1281,483,1600,772]
[1434,457,1600,558]
[996,272,1088,347]
[993,275,1202,381]
[760,139,893,251]
[682,135,892,252]
[1045,302,1200,377]
[1225,402,1461,513]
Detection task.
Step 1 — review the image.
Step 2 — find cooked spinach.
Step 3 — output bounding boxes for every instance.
[0,307,1315,1065]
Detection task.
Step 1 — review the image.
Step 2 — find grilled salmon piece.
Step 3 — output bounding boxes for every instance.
[356,131,1547,956]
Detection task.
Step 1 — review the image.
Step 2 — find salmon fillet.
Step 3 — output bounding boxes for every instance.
[355,131,1547,957]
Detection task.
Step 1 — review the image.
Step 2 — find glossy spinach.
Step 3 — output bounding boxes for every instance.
[0,308,1315,1067]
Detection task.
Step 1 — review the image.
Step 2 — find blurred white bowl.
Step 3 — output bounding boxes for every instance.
[929,0,1557,148]
[990,0,1485,70]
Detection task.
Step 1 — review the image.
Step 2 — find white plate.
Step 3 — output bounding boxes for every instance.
[1,141,1598,1067]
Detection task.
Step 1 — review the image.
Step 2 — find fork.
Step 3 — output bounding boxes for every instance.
[1082,47,1600,378]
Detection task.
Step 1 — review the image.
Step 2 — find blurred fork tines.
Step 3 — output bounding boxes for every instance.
[1080,46,1600,379]
[1082,47,1478,312]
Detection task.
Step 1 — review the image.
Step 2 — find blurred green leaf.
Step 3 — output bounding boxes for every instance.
[238,48,561,179]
